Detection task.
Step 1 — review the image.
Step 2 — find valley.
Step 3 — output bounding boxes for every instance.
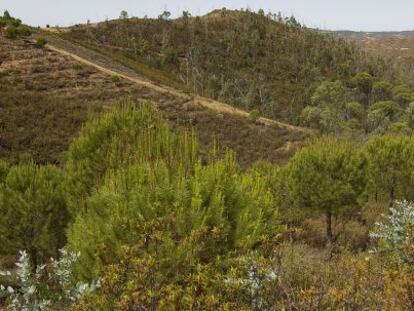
[2,7,414,310]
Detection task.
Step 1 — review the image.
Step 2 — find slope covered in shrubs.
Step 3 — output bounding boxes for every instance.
[61,9,408,128]
[2,104,414,309]
[0,30,310,166]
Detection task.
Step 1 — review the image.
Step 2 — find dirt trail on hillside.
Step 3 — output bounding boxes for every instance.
[44,36,311,134]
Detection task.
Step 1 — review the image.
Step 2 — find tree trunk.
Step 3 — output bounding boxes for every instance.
[326,211,333,245]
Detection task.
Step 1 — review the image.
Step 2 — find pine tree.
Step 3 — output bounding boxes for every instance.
[66,105,279,279]
[0,162,68,266]
[63,103,198,217]
[286,137,367,244]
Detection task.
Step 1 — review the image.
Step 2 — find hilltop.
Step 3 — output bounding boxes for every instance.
[48,8,414,137]
[58,9,401,125]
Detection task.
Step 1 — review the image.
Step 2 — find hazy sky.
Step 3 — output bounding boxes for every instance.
[1,0,413,31]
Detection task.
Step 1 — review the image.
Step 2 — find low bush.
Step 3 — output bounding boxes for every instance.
[35,36,47,48]
[249,109,262,121]
[110,74,121,83]
[4,25,18,39]
[0,249,99,310]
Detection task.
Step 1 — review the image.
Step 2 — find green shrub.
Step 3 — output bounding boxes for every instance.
[364,135,414,207]
[16,24,31,36]
[110,75,121,83]
[3,10,11,19]
[10,18,21,27]
[249,108,262,121]
[65,104,279,280]
[368,101,402,120]
[352,72,374,95]
[0,159,9,184]
[35,36,47,48]
[0,162,68,266]
[0,17,6,28]
[4,25,18,38]
[63,103,198,217]
[68,153,279,279]
[72,63,84,70]
[4,24,31,38]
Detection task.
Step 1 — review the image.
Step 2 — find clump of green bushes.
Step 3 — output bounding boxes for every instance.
[1,11,32,38]
[35,36,47,48]
[3,103,414,309]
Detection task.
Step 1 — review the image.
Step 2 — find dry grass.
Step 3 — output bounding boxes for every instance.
[0,34,312,166]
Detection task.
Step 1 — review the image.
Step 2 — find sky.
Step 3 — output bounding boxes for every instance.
[1,0,413,32]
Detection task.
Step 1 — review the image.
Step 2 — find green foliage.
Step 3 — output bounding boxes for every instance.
[0,159,9,184]
[35,37,47,48]
[68,152,278,279]
[368,101,402,120]
[249,108,262,121]
[392,84,414,107]
[64,104,278,282]
[110,75,121,83]
[0,162,68,266]
[17,24,31,36]
[3,10,11,19]
[310,80,346,108]
[345,101,365,120]
[367,108,390,134]
[352,72,373,95]
[4,25,18,39]
[286,137,367,242]
[406,102,414,129]
[63,103,198,217]
[301,106,323,129]
[388,121,411,135]
[63,10,395,124]
[372,80,393,101]
[10,18,21,27]
[4,24,32,38]
[364,135,414,207]
[119,10,128,20]
[71,245,276,310]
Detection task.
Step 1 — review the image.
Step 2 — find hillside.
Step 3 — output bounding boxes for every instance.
[335,30,414,83]
[4,9,414,311]
[58,9,402,126]
[0,34,310,166]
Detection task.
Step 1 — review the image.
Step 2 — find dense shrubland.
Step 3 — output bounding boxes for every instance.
[61,8,410,129]
[2,104,414,309]
[302,76,414,135]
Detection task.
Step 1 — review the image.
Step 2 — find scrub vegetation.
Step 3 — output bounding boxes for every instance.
[2,9,414,310]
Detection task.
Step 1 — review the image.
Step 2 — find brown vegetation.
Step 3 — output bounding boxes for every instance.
[0,34,311,166]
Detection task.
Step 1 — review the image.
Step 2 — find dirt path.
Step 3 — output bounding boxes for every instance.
[43,36,311,134]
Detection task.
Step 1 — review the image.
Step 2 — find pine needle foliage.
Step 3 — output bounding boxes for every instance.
[0,161,68,266]
[65,105,278,280]
[286,137,367,243]
[63,102,198,216]
[68,153,278,280]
